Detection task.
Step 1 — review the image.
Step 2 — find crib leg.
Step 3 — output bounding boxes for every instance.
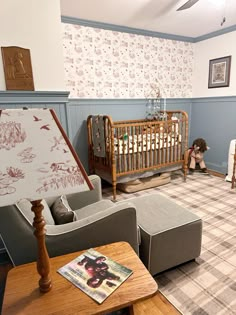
[112,182,117,201]
[183,168,187,182]
[183,150,189,181]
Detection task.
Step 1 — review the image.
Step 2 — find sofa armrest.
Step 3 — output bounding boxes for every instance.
[66,175,102,210]
[45,202,139,257]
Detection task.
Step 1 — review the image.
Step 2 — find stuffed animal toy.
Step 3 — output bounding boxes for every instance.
[188,138,209,174]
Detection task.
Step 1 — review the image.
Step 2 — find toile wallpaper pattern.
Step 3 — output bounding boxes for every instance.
[62,23,194,99]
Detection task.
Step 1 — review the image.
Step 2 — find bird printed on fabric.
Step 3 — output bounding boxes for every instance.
[40,124,50,130]
[33,115,42,122]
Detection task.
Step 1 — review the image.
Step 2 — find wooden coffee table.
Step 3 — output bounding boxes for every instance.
[2,241,158,314]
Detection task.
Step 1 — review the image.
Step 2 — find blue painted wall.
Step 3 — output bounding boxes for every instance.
[190,96,236,174]
[68,99,191,170]
[1,91,235,175]
[67,99,147,171]
[0,91,70,133]
[67,98,191,171]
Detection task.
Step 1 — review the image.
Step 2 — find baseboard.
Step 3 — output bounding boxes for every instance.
[208,169,225,178]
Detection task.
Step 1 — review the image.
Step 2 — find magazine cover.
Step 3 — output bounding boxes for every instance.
[57,248,133,304]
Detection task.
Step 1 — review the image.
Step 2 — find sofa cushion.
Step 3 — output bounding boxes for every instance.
[73,199,114,219]
[16,198,55,225]
[51,195,77,225]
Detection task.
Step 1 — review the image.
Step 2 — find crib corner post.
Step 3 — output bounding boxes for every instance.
[183,169,187,182]
[183,150,189,181]
[112,181,117,201]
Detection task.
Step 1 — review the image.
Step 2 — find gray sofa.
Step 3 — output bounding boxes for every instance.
[0,175,139,266]
[0,174,202,275]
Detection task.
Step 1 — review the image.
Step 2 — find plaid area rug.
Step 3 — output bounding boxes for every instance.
[102,172,236,315]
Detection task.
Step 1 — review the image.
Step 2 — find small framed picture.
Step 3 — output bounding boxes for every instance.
[208,56,231,88]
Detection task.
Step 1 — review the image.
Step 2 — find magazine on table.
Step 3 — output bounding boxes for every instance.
[57,248,133,304]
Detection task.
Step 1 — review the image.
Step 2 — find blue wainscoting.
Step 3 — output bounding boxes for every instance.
[191,96,236,175]
[1,91,234,175]
[67,98,192,171]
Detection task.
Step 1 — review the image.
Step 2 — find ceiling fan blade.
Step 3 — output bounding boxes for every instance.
[177,0,199,11]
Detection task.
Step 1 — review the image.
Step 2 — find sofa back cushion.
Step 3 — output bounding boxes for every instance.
[16,198,55,225]
[50,195,77,225]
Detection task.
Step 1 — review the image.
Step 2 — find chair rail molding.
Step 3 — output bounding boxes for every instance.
[0,90,69,104]
[0,90,70,136]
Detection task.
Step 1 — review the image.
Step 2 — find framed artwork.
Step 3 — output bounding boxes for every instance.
[1,46,34,90]
[208,55,231,88]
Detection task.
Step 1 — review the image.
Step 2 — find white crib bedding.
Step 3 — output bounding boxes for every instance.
[114,133,182,155]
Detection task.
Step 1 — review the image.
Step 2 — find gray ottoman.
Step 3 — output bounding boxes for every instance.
[123,194,202,275]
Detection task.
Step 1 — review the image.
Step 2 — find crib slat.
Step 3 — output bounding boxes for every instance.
[132,126,135,171]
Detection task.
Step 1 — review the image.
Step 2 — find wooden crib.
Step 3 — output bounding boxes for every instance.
[87,111,189,200]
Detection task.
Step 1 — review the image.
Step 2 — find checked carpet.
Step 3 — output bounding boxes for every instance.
[103,172,236,315]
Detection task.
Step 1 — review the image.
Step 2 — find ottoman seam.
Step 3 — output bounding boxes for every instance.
[138,219,202,236]
[148,235,152,271]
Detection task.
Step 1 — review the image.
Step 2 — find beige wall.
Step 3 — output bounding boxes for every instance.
[0,0,65,91]
[0,1,235,98]
[193,31,236,97]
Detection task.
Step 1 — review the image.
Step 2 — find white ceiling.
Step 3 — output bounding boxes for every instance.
[60,0,236,38]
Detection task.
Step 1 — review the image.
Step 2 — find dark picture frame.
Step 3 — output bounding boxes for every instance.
[208,55,231,88]
[1,46,34,91]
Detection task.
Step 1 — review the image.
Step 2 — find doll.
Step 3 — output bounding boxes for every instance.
[188,138,209,174]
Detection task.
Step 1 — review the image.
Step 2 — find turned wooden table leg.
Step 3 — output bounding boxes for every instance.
[128,305,134,315]
[31,199,52,293]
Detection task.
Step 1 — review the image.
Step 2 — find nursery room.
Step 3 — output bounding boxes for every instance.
[0,0,236,314]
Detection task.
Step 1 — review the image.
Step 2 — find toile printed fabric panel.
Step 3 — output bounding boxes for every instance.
[0,108,92,206]
[62,23,194,99]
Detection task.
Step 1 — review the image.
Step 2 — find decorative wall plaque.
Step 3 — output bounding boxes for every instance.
[1,46,34,90]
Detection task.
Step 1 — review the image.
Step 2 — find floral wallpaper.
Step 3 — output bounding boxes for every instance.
[62,23,194,98]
